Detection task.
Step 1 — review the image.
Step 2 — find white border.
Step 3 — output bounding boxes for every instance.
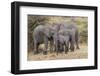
[20,6,94,70]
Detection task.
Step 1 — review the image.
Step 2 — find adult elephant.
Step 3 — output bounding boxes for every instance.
[33,25,51,54]
[59,22,80,51]
[33,24,59,54]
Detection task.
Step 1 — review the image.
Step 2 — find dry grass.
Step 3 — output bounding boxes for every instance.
[27,44,88,61]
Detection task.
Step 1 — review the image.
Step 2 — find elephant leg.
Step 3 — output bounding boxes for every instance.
[70,32,75,51]
[70,38,75,52]
[56,40,59,55]
[59,43,63,53]
[54,40,58,55]
[65,42,69,54]
[75,37,80,49]
[65,46,68,54]
[34,40,37,54]
[75,31,80,49]
[54,45,56,52]
[70,42,74,51]
[34,42,39,54]
[59,43,62,53]
[76,41,80,49]
[55,43,58,55]
[43,38,48,55]
[50,41,53,53]
[53,40,58,53]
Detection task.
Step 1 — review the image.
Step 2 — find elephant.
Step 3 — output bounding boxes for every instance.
[33,21,79,54]
[33,24,60,54]
[52,22,79,53]
[33,25,53,54]
[57,31,70,54]
[59,29,75,52]
[59,22,80,50]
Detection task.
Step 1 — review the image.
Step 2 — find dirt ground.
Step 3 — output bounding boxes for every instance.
[27,44,88,61]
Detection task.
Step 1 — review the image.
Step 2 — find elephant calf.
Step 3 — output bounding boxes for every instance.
[53,30,70,54]
[58,33,70,54]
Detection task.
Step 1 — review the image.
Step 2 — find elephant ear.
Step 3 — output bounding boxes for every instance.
[43,28,51,38]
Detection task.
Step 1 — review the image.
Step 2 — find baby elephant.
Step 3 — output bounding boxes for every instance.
[53,30,70,54]
[59,29,75,52]
[58,34,70,54]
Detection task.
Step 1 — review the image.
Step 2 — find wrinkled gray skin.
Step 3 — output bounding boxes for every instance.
[33,25,53,54]
[33,22,79,54]
[33,24,58,54]
[53,22,79,53]
[59,22,80,51]
[53,30,70,54]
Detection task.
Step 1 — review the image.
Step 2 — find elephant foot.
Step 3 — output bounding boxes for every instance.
[70,49,74,52]
[70,48,74,51]
[43,51,47,55]
[65,50,68,54]
[76,47,80,49]
[70,47,74,52]
[34,51,39,55]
